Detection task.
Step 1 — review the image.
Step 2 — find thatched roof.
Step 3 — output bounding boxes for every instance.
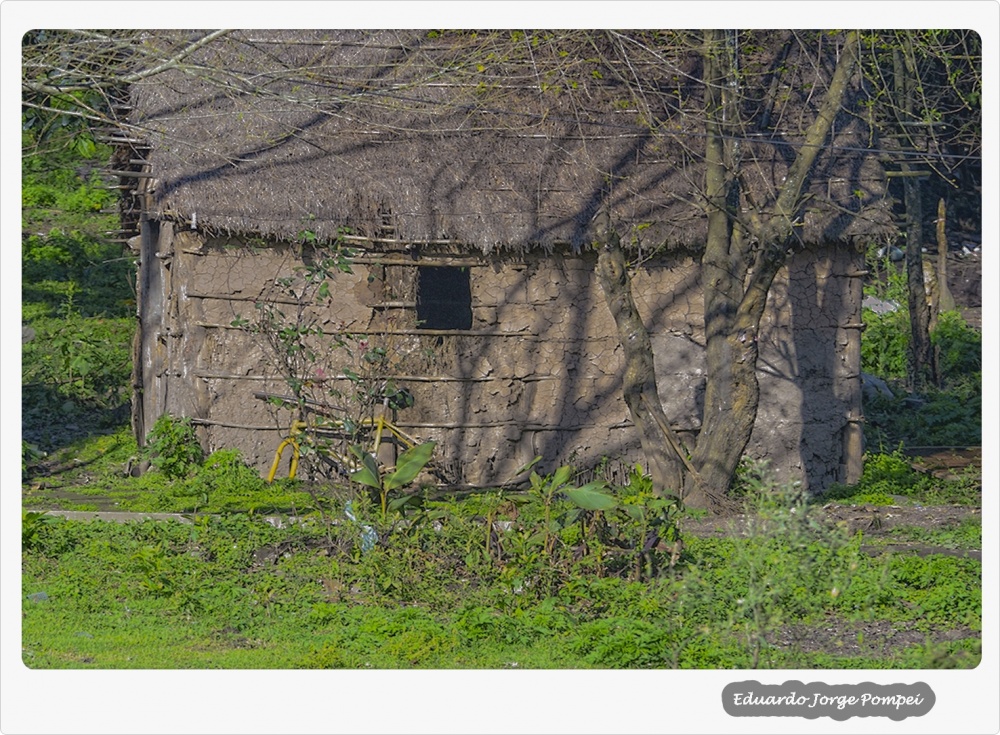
[124,29,895,252]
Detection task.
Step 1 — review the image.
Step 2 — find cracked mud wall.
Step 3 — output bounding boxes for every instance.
[136,239,863,491]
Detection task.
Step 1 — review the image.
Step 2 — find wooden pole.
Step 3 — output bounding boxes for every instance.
[936,198,956,314]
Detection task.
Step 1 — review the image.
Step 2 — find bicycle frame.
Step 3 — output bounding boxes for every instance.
[261,395,427,483]
[266,419,307,483]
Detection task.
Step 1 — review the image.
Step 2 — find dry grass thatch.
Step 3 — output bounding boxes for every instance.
[125,30,895,252]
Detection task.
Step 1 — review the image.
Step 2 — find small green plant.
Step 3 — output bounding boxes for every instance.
[349,440,437,521]
[492,463,682,590]
[931,310,981,385]
[143,414,204,480]
[22,441,44,481]
[22,511,63,553]
[130,543,175,597]
[698,460,863,668]
[864,385,981,448]
[861,308,910,382]
[615,465,684,580]
[522,464,613,562]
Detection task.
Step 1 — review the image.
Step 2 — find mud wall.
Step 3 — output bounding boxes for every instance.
[135,233,863,492]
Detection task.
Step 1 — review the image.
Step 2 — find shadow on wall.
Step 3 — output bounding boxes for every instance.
[787,247,862,492]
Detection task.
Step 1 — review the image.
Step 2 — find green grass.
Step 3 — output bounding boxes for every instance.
[21,472,982,670]
[889,517,982,550]
[22,433,982,670]
[822,449,981,507]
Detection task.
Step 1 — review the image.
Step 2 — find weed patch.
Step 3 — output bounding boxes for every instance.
[824,449,981,507]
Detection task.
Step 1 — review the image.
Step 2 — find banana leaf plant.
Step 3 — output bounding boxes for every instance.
[349,440,436,521]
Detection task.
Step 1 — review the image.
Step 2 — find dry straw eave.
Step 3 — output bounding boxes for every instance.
[122,29,896,252]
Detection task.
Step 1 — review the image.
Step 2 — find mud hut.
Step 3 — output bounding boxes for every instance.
[112,30,895,491]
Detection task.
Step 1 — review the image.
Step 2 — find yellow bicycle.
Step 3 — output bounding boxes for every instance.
[266,419,308,483]
[259,392,435,484]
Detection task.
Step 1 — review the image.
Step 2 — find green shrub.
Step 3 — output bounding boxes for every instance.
[932,310,981,384]
[568,617,679,668]
[22,511,67,555]
[864,384,981,448]
[825,450,920,502]
[22,314,133,409]
[59,173,114,214]
[143,414,204,480]
[863,451,919,488]
[862,306,910,381]
[862,307,981,387]
[22,182,59,208]
[861,247,980,429]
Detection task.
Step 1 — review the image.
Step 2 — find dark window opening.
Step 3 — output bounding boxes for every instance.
[416,266,472,330]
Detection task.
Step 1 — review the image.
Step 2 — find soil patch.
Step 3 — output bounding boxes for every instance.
[773,618,980,662]
[679,500,982,665]
[679,501,980,539]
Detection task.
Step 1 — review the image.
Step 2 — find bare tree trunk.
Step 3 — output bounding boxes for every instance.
[894,44,934,390]
[685,30,860,509]
[936,197,956,315]
[931,197,956,387]
[687,247,784,509]
[682,30,755,510]
[595,30,859,513]
[903,175,933,389]
[594,223,686,499]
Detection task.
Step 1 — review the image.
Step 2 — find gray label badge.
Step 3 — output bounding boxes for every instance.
[722,680,936,721]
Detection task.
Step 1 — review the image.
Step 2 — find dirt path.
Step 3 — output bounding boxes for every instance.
[680,501,983,563]
[680,500,979,538]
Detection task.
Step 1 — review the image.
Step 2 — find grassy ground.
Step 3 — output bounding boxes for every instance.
[21,445,982,670]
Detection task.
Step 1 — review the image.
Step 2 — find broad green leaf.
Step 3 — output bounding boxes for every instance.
[74,135,96,158]
[562,508,584,526]
[622,504,645,522]
[348,445,381,489]
[513,455,542,477]
[551,465,572,489]
[387,494,423,516]
[384,441,436,491]
[565,482,617,511]
[349,466,380,490]
[527,530,548,547]
[70,355,91,376]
